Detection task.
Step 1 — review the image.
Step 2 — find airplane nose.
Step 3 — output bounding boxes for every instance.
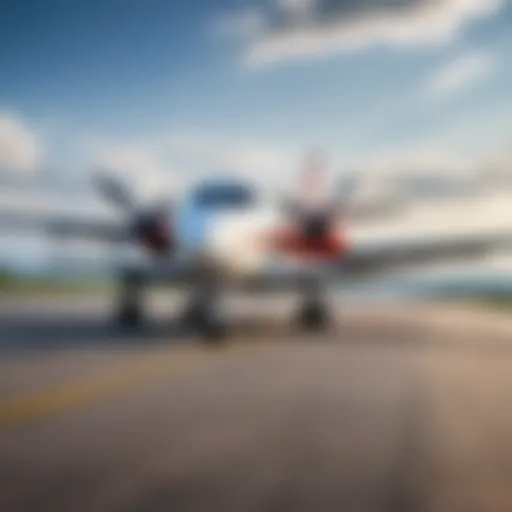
[210,217,266,275]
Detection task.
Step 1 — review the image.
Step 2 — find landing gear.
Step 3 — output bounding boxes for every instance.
[116,271,145,328]
[182,285,228,343]
[299,298,328,330]
[297,278,330,332]
[117,301,142,327]
[298,297,329,331]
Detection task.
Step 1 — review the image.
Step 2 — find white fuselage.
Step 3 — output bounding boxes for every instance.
[176,196,286,276]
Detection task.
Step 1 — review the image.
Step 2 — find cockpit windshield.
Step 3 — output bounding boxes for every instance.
[192,181,256,210]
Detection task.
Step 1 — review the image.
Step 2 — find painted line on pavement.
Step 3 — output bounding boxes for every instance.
[0,344,255,431]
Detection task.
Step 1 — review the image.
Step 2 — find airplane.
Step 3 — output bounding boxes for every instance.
[3,153,512,341]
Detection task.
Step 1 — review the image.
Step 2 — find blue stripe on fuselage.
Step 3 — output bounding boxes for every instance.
[176,199,212,252]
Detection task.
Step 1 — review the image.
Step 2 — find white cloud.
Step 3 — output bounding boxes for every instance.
[426,51,496,97]
[96,144,176,202]
[91,135,306,202]
[224,0,505,66]
[0,114,41,173]
[354,144,512,204]
[168,134,298,189]
[213,9,265,39]
[278,0,316,21]
[363,148,476,176]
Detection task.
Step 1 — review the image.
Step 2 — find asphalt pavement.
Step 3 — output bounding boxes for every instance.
[1,294,512,512]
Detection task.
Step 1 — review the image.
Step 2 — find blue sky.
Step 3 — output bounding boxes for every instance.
[0,0,511,200]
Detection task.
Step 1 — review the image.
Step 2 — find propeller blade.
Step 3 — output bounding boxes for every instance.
[92,171,135,212]
[337,171,359,201]
[300,150,327,204]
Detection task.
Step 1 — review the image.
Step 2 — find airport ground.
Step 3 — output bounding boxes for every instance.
[1,293,512,511]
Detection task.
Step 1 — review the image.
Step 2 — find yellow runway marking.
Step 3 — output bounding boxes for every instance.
[0,344,251,431]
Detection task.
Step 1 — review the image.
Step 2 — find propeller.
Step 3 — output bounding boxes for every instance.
[337,171,359,202]
[299,150,327,207]
[277,152,358,257]
[92,169,174,255]
[92,170,136,213]
[290,151,336,244]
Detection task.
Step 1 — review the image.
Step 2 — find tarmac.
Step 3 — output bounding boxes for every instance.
[1,293,512,511]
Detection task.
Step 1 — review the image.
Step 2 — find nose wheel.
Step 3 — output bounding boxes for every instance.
[183,304,227,342]
[182,287,228,343]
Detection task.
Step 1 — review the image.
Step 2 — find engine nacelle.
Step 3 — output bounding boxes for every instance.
[133,211,174,255]
[271,224,347,261]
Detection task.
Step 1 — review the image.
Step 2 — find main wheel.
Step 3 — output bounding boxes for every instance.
[115,271,145,328]
[298,299,329,331]
[198,315,228,343]
[116,300,143,328]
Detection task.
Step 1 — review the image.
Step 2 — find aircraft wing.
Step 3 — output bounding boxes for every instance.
[346,196,407,223]
[47,216,128,242]
[343,231,512,277]
[280,196,407,225]
[0,203,128,242]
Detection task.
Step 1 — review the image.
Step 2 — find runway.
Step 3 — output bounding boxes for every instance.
[1,294,512,511]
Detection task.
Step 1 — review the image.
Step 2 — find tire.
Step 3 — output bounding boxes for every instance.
[116,271,145,328]
[116,301,142,328]
[198,317,228,344]
[182,300,228,343]
[298,300,328,331]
